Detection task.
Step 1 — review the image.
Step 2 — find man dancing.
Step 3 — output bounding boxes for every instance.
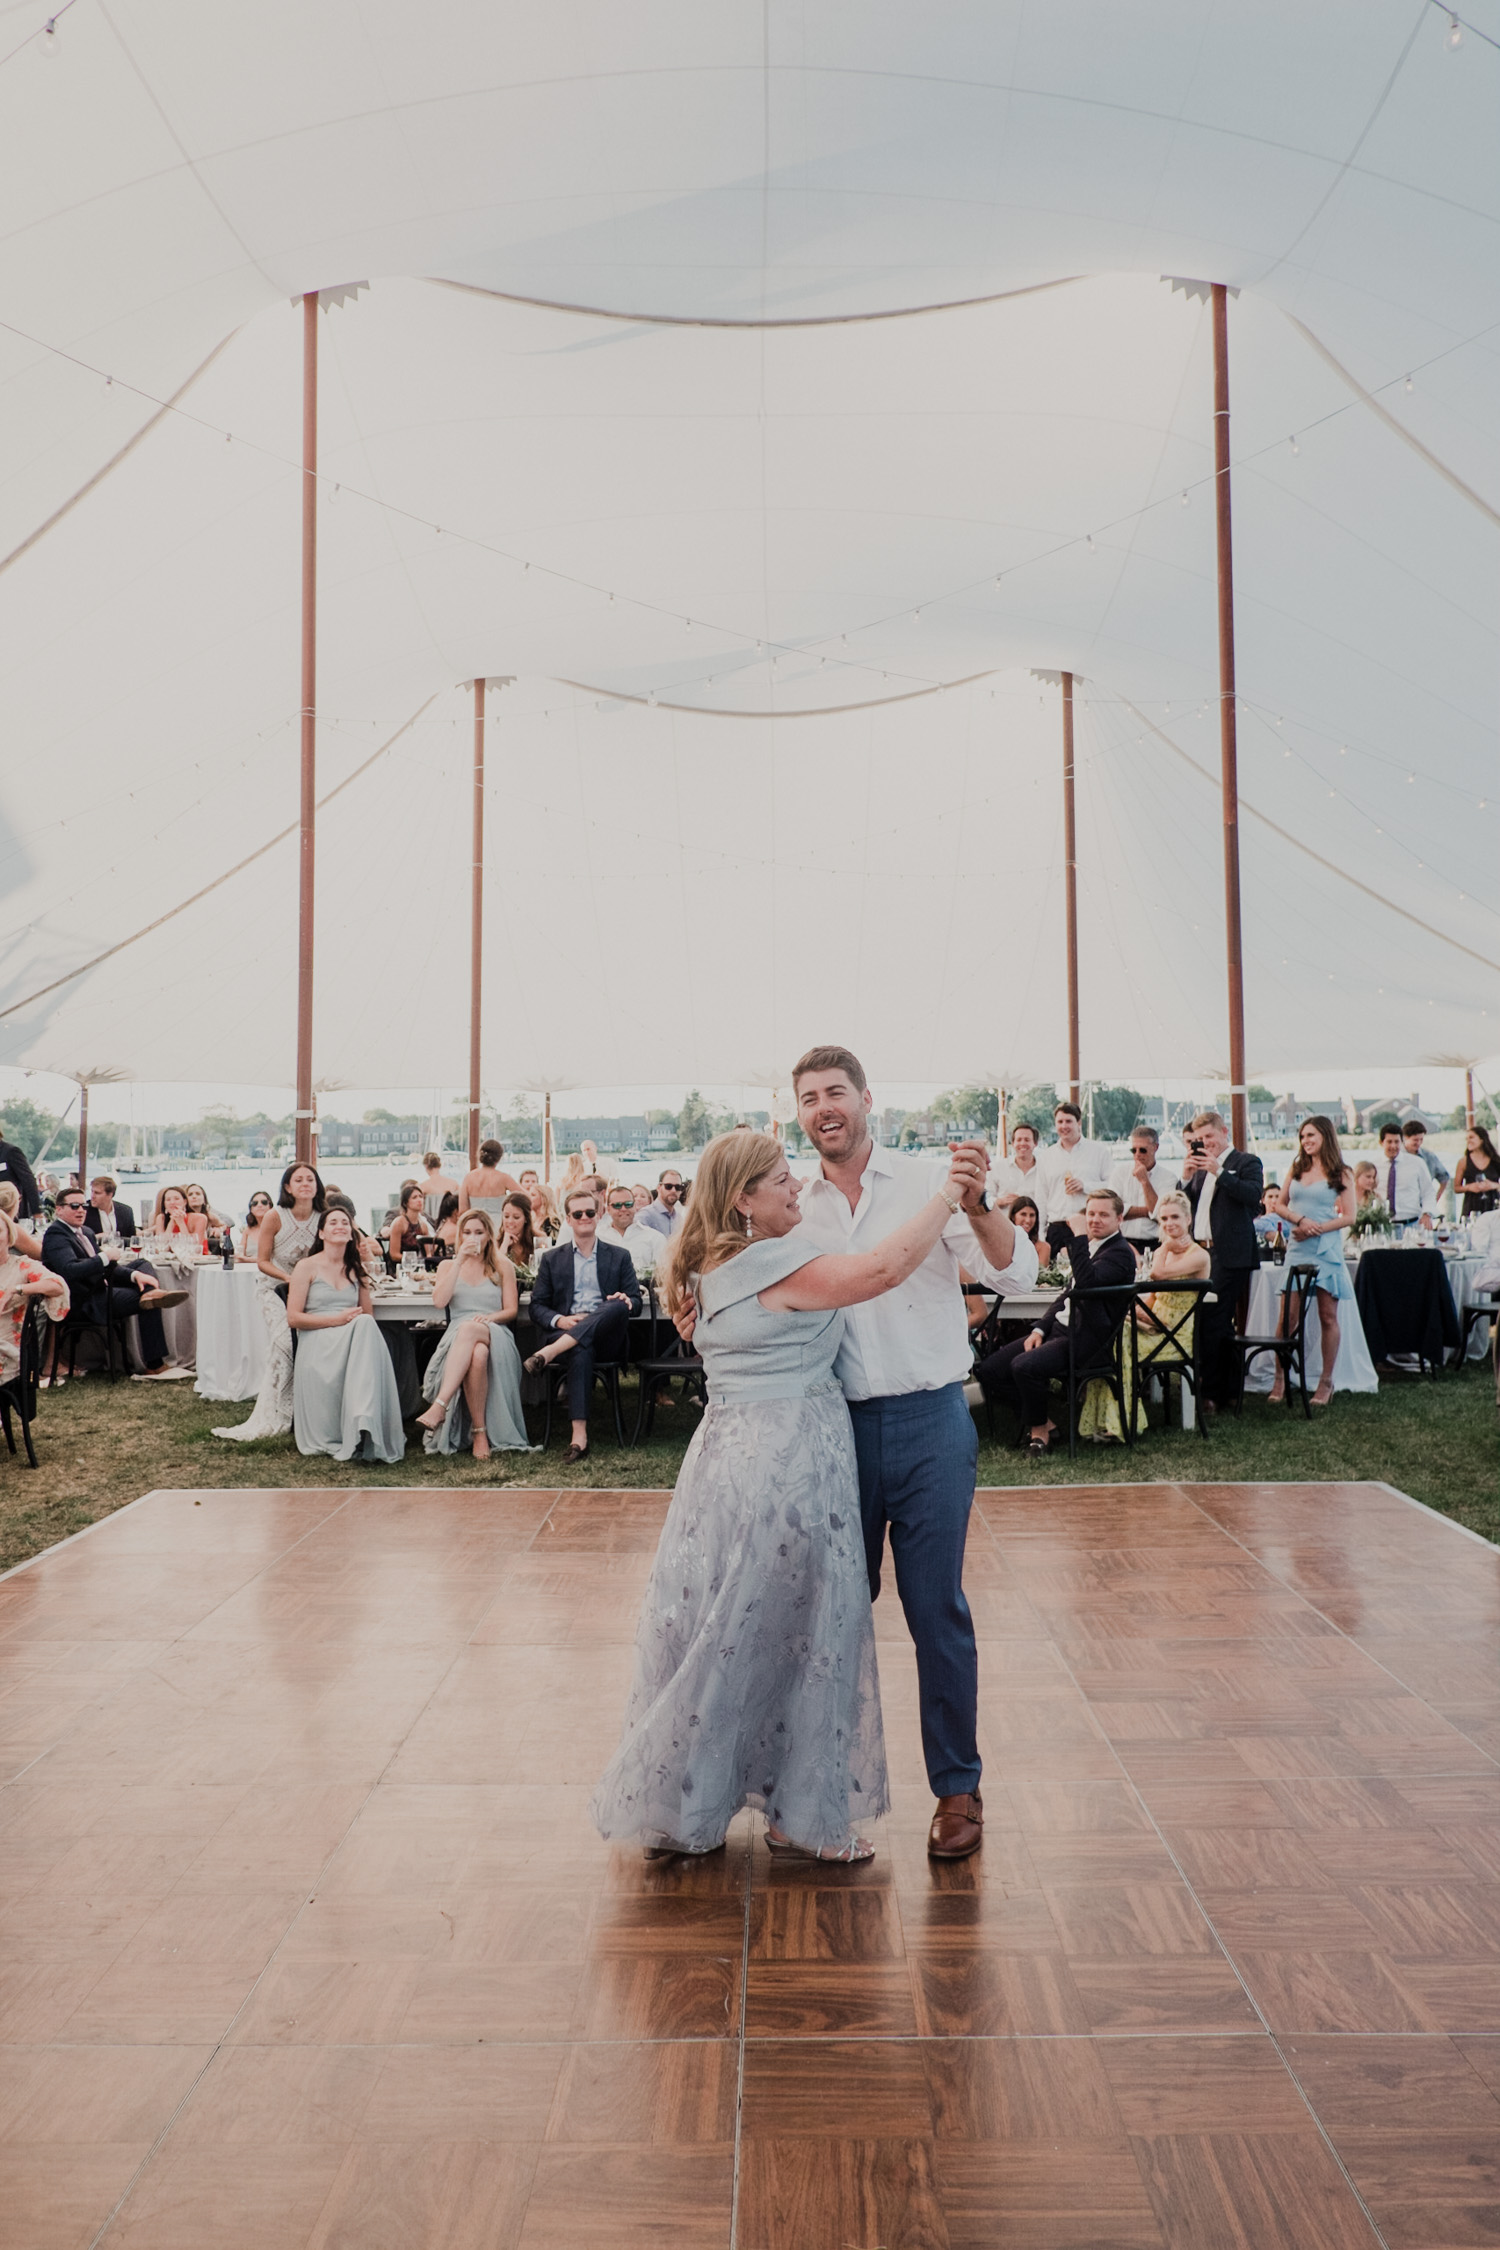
[677,1047,1038,1856]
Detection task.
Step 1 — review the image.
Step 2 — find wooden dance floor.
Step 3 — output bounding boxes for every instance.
[2,1480,1499,2249]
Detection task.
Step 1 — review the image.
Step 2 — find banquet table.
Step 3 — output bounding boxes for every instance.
[1242,1265,1378,1396]
[119,1242,201,1374]
[1353,1247,1461,1372]
[193,1262,266,1399]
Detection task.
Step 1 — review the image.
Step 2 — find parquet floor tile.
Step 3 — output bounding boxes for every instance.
[1,1476,1494,2245]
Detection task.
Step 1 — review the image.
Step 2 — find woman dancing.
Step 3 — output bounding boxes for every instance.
[591,1127,969,1867]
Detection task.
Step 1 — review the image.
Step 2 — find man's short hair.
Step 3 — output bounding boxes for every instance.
[1011,1121,1037,1142]
[1086,1188,1125,1215]
[1054,1101,1082,1123]
[1401,1118,1426,1137]
[1379,1121,1402,1142]
[1189,1110,1226,1133]
[658,1169,683,1186]
[564,1187,598,1216]
[91,1175,117,1194]
[791,1044,868,1095]
[1130,1126,1159,1145]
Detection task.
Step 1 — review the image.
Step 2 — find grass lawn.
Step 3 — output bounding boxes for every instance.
[3,1361,1496,1574]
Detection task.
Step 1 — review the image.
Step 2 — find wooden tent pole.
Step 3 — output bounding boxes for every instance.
[294,291,319,1168]
[1466,1068,1475,1131]
[468,679,485,1170]
[77,1080,88,1185]
[1211,283,1250,1152]
[1061,671,1081,1107]
[543,1091,552,1184]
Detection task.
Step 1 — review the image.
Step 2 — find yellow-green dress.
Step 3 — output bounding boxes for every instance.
[1077,1287,1199,1442]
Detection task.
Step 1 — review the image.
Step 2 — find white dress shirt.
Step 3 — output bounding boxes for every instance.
[603,1219,670,1275]
[988,1155,1048,1231]
[1036,1137,1114,1221]
[1381,1148,1439,1224]
[1110,1159,1171,1242]
[94,1202,120,1239]
[796,1142,1039,1402]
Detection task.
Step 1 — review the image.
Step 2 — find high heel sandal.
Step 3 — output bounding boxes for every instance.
[765,1827,875,1863]
[415,1401,448,1430]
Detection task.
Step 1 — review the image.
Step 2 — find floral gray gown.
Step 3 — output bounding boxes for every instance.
[591,1232,887,1854]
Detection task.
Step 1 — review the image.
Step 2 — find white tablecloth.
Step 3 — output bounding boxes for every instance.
[1447,1254,1497,1361]
[1242,1266,1379,1395]
[194,1263,268,1400]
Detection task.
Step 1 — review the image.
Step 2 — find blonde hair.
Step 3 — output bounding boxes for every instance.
[0,1182,17,1218]
[1155,1190,1191,1225]
[453,1206,505,1282]
[1189,1109,1227,1134]
[0,1209,13,1257]
[663,1129,782,1317]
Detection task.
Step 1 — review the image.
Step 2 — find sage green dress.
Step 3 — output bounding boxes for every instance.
[420,1274,536,1455]
[292,1275,406,1463]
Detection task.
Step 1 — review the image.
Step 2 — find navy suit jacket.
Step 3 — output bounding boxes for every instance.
[1036,1228,1138,1361]
[1180,1147,1264,1273]
[84,1202,137,1241]
[41,1219,115,1314]
[530,1238,642,1330]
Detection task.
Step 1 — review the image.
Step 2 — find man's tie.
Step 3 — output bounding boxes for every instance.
[1388,1158,1398,1211]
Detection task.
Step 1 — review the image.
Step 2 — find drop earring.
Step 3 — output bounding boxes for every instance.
[744,1212,753,1239]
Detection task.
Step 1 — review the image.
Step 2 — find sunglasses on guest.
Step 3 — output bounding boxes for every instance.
[609,1198,634,1212]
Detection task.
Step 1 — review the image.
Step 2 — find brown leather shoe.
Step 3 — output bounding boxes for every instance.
[927,1789,983,1859]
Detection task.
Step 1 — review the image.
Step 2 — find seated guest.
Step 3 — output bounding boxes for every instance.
[324,1193,384,1278]
[527,1183,561,1246]
[1137,1191,1211,1352]
[421,1150,461,1219]
[518,1168,541,1193]
[1351,1162,1386,1229]
[1111,1125,1171,1251]
[0,1182,43,1258]
[637,1168,686,1240]
[1009,1194,1044,1267]
[84,1176,136,1245]
[989,1122,1047,1230]
[415,1210,532,1459]
[388,1183,434,1264]
[958,1263,992,1333]
[630,1182,652,1215]
[523,1184,642,1463]
[42,1186,187,1379]
[555,1176,615,1250]
[239,1190,275,1260]
[1455,1123,1500,1216]
[151,1185,208,1243]
[1402,1118,1450,1212]
[1177,1107,1264,1414]
[184,1182,230,1231]
[287,1205,405,1461]
[459,1139,520,1217]
[1376,1120,1437,1228]
[1254,1180,1291,1247]
[433,1191,461,1249]
[601,1182,672,1276]
[1,1209,69,1382]
[496,1192,537,1277]
[1037,1103,1112,1263]
[976,1192,1136,1454]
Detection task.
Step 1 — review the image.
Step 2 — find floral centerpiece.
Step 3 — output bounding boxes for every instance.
[1351,1196,1394,1242]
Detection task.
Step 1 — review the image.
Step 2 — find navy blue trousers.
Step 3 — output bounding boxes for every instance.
[847,1381,981,1799]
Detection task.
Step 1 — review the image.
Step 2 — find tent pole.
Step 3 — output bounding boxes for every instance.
[294,290,319,1169]
[77,1080,88,1186]
[468,678,485,1170]
[998,1087,1008,1161]
[1061,671,1080,1106]
[1466,1068,1475,1131]
[543,1091,552,1184]
[1211,283,1249,1153]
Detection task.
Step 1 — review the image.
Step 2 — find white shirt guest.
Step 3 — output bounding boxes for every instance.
[989,1122,1048,1231]
[1377,1131,1438,1226]
[799,1141,1039,1400]
[1110,1128,1172,1244]
[1035,1105,1113,1226]
[601,1187,670,1276]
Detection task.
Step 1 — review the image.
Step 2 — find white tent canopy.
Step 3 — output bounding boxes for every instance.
[1,3,1495,1094]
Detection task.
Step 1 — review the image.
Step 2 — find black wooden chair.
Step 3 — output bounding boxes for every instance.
[630,1278,706,1445]
[1063,1282,1139,1459]
[1459,1285,1498,1369]
[536,1353,627,1448]
[1126,1278,1217,1439]
[51,1282,136,1383]
[1,1299,43,1468]
[1237,1264,1319,1418]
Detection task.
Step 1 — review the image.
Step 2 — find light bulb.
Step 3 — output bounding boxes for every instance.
[912,608,921,622]
[38,17,59,54]
[1086,534,1096,553]
[1180,490,1189,506]
[646,689,657,707]
[684,617,692,632]
[103,373,112,391]
[994,573,1004,588]
[1404,374,1414,393]
[1447,13,1462,46]
[607,591,614,604]
[1289,435,1299,455]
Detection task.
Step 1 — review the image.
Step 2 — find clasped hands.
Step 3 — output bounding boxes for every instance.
[554,1293,632,1331]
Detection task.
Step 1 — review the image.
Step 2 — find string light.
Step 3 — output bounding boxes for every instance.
[1447,12,1462,46]
[1289,435,1299,455]
[1180,490,1189,505]
[38,15,60,56]
[1405,374,1414,393]
[1086,534,1096,553]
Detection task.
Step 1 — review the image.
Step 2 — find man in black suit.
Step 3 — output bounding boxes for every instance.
[977,1191,1137,1452]
[83,1176,137,1244]
[1178,1107,1263,1413]
[524,1183,642,1461]
[0,1134,41,1219]
[42,1187,186,1378]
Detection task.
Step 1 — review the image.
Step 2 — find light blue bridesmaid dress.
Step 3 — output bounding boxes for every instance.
[292,1275,406,1462]
[420,1274,536,1455]
[1281,1177,1355,1300]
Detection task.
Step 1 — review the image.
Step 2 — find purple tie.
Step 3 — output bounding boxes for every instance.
[1388,1159,1398,1209]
